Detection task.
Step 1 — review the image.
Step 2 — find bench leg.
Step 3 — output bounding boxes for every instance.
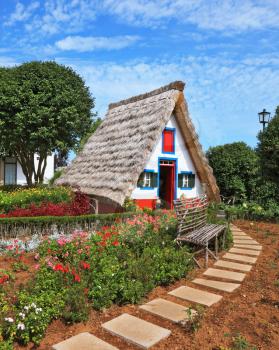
[215,235,218,257]
[205,242,208,268]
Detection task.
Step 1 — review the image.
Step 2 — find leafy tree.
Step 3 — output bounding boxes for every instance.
[0,61,97,185]
[206,142,259,202]
[257,107,279,186]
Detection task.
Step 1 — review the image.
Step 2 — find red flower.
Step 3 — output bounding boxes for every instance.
[74,274,81,283]
[0,275,9,284]
[53,263,65,272]
[81,261,90,270]
[112,240,119,246]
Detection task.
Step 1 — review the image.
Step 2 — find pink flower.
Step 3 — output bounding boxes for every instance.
[34,264,40,270]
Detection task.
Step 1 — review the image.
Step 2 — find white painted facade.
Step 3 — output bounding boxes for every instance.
[0,154,55,185]
[131,115,204,200]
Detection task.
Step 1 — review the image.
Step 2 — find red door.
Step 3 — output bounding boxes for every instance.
[159,160,175,209]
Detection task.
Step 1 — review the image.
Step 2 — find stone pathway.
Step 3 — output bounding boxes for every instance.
[52,224,262,349]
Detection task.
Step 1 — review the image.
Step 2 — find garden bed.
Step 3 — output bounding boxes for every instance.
[10,219,278,350]
[0,211,195,348]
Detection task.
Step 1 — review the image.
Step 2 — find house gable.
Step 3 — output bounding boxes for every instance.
[131,115,204,209]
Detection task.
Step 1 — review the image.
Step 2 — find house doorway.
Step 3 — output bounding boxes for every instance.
[159,160,176,209]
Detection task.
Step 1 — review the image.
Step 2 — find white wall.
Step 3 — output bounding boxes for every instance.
[16,154,55,185]
[131,115,204,200]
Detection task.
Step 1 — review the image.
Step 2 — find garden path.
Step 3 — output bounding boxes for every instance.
[52,224,262,350]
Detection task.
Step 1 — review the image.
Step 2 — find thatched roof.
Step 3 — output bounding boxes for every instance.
[57,81,220,205]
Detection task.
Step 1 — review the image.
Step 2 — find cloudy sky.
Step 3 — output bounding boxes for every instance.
[1,0,279,150]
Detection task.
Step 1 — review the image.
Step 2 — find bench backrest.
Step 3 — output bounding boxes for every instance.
[173,195,208,236]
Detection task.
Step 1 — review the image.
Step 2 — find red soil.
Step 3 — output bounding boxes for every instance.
[8,220,279,349]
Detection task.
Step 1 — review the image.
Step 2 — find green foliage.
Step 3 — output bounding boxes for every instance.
[123,197,139,212]
[48,170,64,186]
[225,202,279,222]
[232,334,257,350]
[1,211,194,346]
[11,261,29,272]
[0,61,96,185]
[207,142,259,203]
[257,107,279,186]
[0,186,71,213]
[62,284,89,324]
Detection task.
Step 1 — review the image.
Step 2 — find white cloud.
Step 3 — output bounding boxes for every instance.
[25,0,96,35]
[4,1,39,26]
[102,0,279,31]
[58,54,279,148]
[55,35,140,52]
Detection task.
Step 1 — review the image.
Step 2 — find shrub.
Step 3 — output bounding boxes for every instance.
[0,186,71,213]
[0,191,90,217]
[0,211,195,346]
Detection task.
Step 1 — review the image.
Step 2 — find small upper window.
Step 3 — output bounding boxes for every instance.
[162,129,175,153]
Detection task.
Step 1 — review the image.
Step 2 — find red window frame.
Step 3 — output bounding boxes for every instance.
[162,129,175,153]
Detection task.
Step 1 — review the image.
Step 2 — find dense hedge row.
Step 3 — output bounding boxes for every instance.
[0,212,140,239]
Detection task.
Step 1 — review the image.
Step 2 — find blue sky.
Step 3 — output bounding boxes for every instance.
[1,0,279,151]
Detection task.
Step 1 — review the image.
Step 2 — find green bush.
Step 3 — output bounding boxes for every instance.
[0,186,71,213]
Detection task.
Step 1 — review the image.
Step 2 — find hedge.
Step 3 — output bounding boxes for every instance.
[0,212,139,240]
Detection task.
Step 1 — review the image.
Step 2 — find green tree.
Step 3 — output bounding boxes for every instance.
[206,142,259,202]
[257,107,279,186]
[0,61,96,185]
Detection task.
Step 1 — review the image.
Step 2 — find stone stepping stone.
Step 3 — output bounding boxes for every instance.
[140,298,196,323]
[232,233,249,237]
[233,236,254,240]
[52,332,119,350]
[214,259,252,272]
[234,244,262,251]
[229,248,260,256]
[192,278,240,292]
[203,268,246,282]
[169,286,222,306]
[102,313,170,349]
[223,253,257,264]
[234,239,259,245]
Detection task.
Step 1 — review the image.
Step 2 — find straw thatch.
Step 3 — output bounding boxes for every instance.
[57,81,220,205]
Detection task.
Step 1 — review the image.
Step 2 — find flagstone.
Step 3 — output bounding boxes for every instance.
[232,233,249,237]
[234,239,259,245]
[192,278,240,292]
[214,259,252,272]
[52,332,119,350]
[168,286,222,306]
[102,314,170,349]
[233,236,254,240]
[234,244,262,250]
[229,248,260,256]
[223,253,257,264]
[140,298,196,323]
[203,268,246,282]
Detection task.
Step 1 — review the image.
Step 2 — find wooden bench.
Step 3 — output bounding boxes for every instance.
[173,195,226,268]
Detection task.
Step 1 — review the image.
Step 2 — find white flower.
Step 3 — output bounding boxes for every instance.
[31,303,36,308]
[24,306,29,311]
[19,312,25,319]
[4,317,14,323]
[35,307,42,314]
[17,322,25,330]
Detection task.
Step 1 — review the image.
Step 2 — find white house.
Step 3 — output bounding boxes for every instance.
[0,154,55,186]
[57,81,220,213]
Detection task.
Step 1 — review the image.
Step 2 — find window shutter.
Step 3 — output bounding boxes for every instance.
[189,174,195,188]
[178,174,183,188]
[163,129,174,153]
[137,172,145,187]
[151,172,158,188]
